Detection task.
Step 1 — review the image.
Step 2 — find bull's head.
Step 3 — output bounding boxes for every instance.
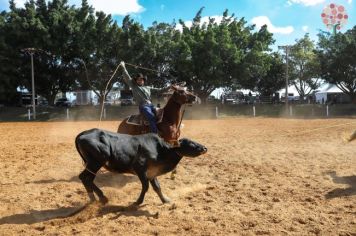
[174,138,207,157]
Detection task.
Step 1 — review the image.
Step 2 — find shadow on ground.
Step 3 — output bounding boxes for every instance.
[24,172,138,188]
[0,202,157,225]
[325,171,356,199]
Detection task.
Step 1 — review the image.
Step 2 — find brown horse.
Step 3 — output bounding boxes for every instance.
[117,86,197,144]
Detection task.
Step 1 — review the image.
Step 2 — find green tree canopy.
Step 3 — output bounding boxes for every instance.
[169,8,275,101]
[255,52,285,96]
[289,34,321,98]
[317,27,356,103]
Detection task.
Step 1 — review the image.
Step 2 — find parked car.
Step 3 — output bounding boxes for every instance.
[120,98,135,106]
[120,89,135,106]
[55,98,72,107]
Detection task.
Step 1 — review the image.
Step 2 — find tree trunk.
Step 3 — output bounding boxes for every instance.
[195,91,210,104]
[45,91,57,106]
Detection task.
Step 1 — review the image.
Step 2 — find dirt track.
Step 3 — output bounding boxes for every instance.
[0,118,355,235]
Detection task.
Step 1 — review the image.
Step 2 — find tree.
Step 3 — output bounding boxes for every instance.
[75,10,124,106]
[289,34,321,98]
[170,8,274,102]
[0,10,21,105]
[317,27,356,103]
[255,53,285,96]
[2,0,80,105]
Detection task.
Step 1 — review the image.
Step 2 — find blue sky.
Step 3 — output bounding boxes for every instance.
[1,0,355,48]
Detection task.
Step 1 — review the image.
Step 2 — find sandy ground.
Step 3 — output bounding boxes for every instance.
[0,118,355,235]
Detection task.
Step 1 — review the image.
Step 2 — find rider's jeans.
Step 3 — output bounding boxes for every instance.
[139,104,158,133]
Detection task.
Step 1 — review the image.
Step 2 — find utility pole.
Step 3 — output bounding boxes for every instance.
[278,45,290,113]
[22,48,37,119]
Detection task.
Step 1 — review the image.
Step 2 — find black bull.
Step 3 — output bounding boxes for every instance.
[75,129,207,205]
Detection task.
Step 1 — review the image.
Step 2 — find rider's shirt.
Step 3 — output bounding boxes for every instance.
[122,68,169,106]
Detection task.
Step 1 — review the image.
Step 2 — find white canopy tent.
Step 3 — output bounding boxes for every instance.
[314,84,346,104]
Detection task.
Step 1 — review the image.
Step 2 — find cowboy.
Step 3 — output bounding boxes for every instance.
[120,61,173,133]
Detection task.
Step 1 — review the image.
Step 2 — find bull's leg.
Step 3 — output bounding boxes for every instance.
[91,182,109,205]
[79,163,108,204]
[135,172,149,205]
[79,169,96,202]
[150,177,171,204]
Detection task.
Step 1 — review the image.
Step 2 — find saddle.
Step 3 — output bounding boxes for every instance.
[126,108,164,126]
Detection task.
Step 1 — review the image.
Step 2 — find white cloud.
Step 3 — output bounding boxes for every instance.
[13,0,26,8]
[348,0,352,4]
[13,0,145,15]
[302,25,309,32]
[287,0,325,6]
[86,0,144,15]
[251,16,294,35]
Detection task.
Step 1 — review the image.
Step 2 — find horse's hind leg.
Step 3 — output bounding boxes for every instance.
[79,162,108,204]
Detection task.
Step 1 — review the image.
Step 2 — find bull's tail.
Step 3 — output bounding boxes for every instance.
[75,133,87,166]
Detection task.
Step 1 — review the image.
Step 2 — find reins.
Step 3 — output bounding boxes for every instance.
[177,104,186,135]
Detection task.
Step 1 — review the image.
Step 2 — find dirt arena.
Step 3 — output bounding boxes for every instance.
[0,118,355,235]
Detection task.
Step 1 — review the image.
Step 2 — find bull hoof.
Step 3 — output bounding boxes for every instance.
[127,202,140,211]
[100,196,109,205]
[162,197,171,204]
[170,169,177,180]
[134,201,142,206]
[88,193,96,202]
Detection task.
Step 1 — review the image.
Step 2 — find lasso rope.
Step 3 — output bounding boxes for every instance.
[78,59,167,125]
[98,63,122,125]
[279,121,356,138]
[125,62,164,74]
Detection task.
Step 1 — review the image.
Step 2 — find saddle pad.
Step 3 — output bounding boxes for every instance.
[126,114,149,126]
[125,108,164,126]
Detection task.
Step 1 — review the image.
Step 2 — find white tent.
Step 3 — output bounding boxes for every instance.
[315,84,344,104]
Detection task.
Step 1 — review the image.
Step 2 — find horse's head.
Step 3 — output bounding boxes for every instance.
[170,85,197,105]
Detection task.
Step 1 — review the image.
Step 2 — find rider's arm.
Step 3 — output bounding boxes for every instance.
[121,62,134,88]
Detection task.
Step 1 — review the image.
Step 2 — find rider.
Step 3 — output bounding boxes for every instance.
[120,61,173,134]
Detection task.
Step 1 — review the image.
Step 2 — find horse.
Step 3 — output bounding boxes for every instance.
[117,85,197,145]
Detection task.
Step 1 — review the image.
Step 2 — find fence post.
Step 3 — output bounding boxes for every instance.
[104,108,107,120]
[215,106,218,118]
[326,105,329,117]
[253,106,256,117]
[66,108,69,119]
[28,108,31,120]
[289,106,293,116]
